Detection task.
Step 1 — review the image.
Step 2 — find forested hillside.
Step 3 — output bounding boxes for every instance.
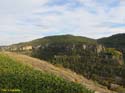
[30,35,125,93]
[1,34,125,93]
[31,40,125,93]
[98,33,125,61]
[98,33,125,48]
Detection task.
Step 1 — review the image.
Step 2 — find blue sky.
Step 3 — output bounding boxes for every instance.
[0,0,125,45]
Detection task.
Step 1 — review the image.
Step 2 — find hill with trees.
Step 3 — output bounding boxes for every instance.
[98,33,125,61]
[29,35,125,93]
[97,33,125,48]
[1,34,125,93]
[10,35,97,47]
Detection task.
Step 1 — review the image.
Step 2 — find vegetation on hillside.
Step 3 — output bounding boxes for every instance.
[1,34,125,92]
[0,53,93,93]
[32,41,125,92]
[97,33,125,48]
[104,48,122,58]
[98,33,125,62]
[11,35,97,46]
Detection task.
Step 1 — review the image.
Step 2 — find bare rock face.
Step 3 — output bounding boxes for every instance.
[94,91,101,93]
[110,83,120,90]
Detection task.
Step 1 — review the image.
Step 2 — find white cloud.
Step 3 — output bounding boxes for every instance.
[0,0,125,45]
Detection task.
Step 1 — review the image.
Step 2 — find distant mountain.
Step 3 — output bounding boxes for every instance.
[97,33,125,49]
[12,35,97,46]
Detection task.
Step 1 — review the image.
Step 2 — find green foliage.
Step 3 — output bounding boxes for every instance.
[105,48,122,58]
[0,53,93,93]
[98,33,125,62]
[98,33,125,48]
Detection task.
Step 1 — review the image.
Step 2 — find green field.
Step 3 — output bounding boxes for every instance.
[0,53,93,93]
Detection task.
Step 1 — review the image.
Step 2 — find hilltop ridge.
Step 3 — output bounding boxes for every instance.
[10,34,97,47]
[98,33,125,48]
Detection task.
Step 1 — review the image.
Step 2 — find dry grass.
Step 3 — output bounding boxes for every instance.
[4,52,116,93]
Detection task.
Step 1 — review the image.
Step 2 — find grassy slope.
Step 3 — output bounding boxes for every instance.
[4,52,115,93]
[0,52,93,93]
